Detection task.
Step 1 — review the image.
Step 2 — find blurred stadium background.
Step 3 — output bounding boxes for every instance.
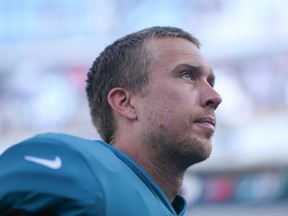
[0,0,288,215]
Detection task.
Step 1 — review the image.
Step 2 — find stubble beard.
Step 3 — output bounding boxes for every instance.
[144,125,213,172]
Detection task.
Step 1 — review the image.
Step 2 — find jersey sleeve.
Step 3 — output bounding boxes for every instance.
[0,134,104,216]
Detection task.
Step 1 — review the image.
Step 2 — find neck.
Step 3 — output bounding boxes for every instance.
[114,139,186,202]
[145,156,186,202]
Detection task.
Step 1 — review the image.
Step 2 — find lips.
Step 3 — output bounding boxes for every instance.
[194,117,216,130]
[195,117,215,126]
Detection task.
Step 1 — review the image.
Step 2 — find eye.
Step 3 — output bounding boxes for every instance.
[209,80,215,88]
[208,76,215,87]
[180,71,193,80]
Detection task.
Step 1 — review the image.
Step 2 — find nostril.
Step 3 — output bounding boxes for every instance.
[206,100,214,106]
[206,96,222,110]
[206,100,216,109]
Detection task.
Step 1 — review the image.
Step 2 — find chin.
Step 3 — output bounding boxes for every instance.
[177,138,212,167]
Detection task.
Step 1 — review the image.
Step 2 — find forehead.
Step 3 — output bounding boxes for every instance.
[147,38,212,73]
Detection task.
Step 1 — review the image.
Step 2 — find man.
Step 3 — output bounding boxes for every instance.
[0,26,222,215]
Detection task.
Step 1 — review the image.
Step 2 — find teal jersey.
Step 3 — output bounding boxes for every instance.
[0,133,187,215]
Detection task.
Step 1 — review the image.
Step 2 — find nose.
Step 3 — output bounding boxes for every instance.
[202,87,222,110]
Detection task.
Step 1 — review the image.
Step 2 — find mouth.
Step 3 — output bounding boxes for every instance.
[194,117,216,131]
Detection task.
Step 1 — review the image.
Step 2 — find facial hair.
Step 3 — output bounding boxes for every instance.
[142,123,213,171]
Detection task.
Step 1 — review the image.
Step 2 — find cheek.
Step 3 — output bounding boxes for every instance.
[159,87,198,112]
[147,89,193,125]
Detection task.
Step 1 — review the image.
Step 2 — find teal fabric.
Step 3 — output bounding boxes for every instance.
[0,133,187,215]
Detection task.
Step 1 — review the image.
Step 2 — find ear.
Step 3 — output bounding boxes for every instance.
[107,88,137,121]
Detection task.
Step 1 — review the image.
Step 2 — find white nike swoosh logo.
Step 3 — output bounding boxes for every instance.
[24,155,62,169]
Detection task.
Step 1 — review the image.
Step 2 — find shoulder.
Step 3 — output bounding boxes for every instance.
[1,132,112,163]
[0,133,114,184]
[0,133,112,214]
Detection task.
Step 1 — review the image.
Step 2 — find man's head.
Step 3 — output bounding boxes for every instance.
[86,26,201,143]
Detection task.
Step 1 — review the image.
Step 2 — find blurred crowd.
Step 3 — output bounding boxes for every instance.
[0,62,95,149]
[182,168,288,207]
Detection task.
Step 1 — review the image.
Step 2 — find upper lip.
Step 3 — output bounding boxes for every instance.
[195,117,216,127]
